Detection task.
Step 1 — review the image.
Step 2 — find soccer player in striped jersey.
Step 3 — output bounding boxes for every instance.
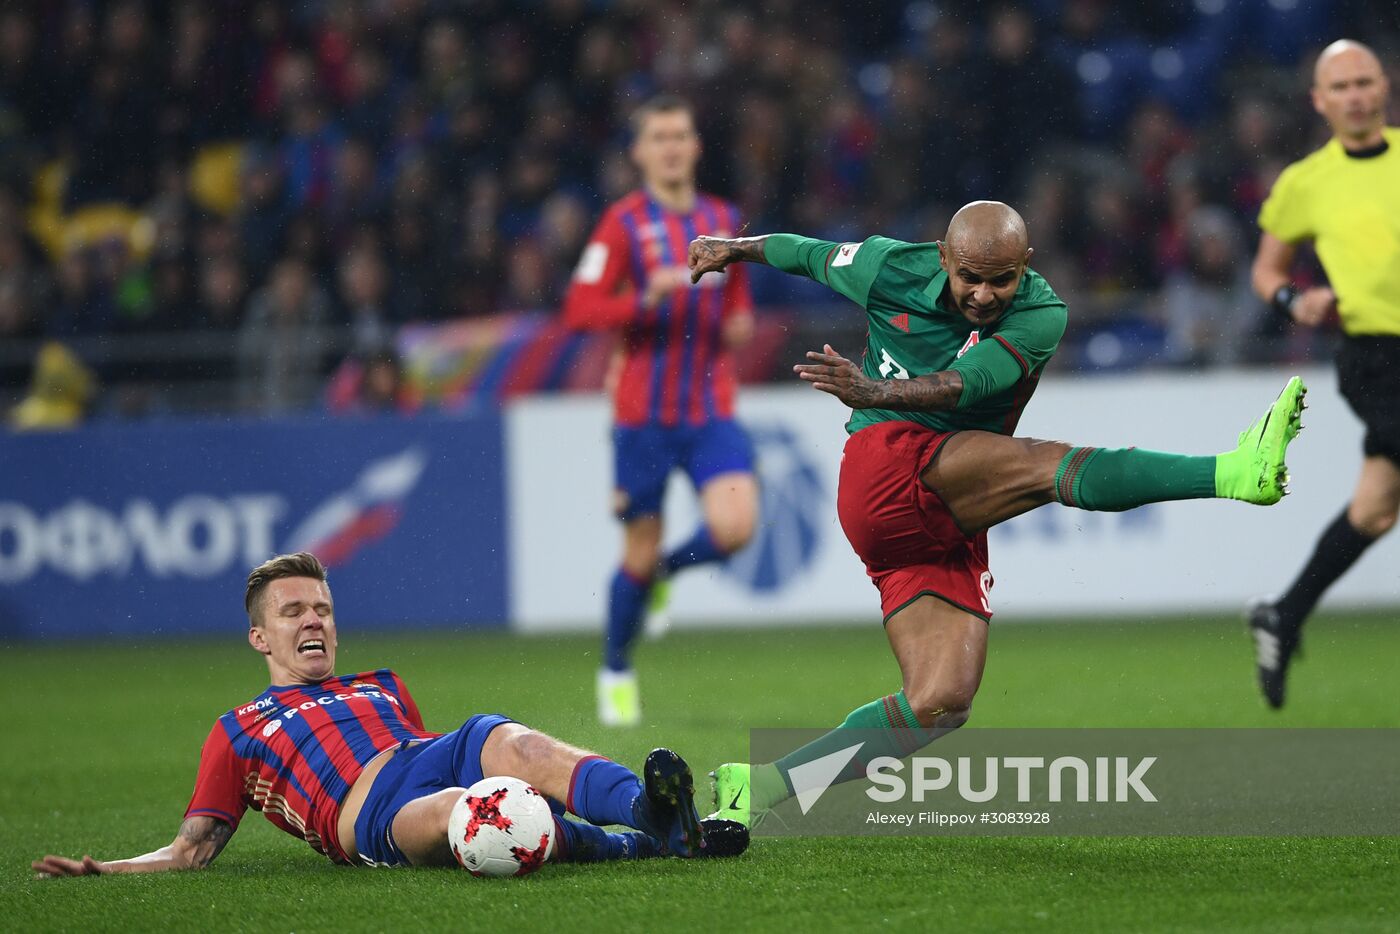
[563,96,758,727]
[31,553,746,876]
[687,202,1307,827]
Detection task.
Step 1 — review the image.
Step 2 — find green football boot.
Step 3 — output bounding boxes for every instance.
[643,574,672,640]
[596,668,641,727]
[709,762,755,827]
[1216,376,1306,505]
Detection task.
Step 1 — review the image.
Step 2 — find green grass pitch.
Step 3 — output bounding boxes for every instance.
[3,611,1398,933]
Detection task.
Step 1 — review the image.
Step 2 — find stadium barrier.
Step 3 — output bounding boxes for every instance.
[508,365,1398,631]
[4,366,1395,640]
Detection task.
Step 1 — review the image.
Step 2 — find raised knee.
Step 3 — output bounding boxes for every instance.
[902,684,976,731]
[1368,513,1395,537]
[1352,509,1397,538]
[709,518,754,554]
[1349,504,1394,540]
[501,728,552,767]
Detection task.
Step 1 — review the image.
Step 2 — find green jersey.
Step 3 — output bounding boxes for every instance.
[766,234,1068,435]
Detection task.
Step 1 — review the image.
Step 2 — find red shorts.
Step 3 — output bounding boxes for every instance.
[836,421,993,623]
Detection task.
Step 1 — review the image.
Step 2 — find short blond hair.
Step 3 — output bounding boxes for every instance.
[244,552,328,625]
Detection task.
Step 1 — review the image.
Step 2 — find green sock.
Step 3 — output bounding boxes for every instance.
[753,692,930,811]
[1054,446,1217,512]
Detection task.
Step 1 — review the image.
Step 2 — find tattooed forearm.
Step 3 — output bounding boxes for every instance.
[723,236,769,265]
[688,235,768,282]
[857,371,964,412]
[177,817,233,869]
[795,347,967,412]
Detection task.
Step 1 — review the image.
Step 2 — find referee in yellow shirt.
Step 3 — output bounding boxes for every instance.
[1248,39,1400,708]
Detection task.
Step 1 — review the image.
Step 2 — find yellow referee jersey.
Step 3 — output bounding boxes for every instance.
[1258,126,1400,336]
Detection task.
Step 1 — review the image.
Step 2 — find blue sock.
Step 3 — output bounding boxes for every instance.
[567,756,649,831]
[551,817,661,862]
[604,568,650,672]
[664,525,727,575]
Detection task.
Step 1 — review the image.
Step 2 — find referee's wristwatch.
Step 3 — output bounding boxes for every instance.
[1271,284,1300,318]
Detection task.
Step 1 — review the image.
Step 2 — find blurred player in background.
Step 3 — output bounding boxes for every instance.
[563,97,758,726]
[1246,39,1400,709]
[31,553,746,876]
[687,202,1306,826]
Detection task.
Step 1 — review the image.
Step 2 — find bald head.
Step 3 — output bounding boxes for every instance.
[944,200,1029,264]
[1314,39,1382,87]
[1310,39,1389,147]
[937,201,1034,328]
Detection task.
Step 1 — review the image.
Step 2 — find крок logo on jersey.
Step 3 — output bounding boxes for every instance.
[722,425,824,593]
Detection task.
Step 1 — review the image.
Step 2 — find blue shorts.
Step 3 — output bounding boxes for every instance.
[353,714,514,867]
[613,420,755,520]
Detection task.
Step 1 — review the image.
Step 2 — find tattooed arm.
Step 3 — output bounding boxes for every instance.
[687,234,769,282]
[32,816,234,877]
[794,344,964,411]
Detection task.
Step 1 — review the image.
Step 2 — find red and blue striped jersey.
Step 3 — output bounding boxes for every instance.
[563,189,753,427]
[183,669,436,863]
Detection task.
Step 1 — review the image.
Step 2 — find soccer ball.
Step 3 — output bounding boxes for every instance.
[447,776,556,877]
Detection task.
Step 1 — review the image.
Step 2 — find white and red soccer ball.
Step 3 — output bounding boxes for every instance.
[447,776,555,877]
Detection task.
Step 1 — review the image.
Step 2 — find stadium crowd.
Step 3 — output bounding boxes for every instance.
[0,0,1394,418]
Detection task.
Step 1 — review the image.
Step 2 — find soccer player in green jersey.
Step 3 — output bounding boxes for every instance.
[686,201,1308,826]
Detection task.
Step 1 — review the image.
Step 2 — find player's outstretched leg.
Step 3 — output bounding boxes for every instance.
[552,814,748,861]
[1213,376,1307,505]
[647,470,759,639]
[467,722,735,858]
[713,598,984,827]
[387,787,648,866]
[923,377,1307,532]
[550,817,660,862]
[1053,376,1306,511]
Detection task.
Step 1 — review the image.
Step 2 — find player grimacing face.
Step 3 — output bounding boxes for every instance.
[937,243,1033,328]
[248,576,338,684]
[1312,48,1389,144]
[631,110,701,190]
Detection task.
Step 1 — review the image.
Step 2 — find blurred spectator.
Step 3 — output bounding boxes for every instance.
[48,246,117,336]
[337,241,393,354]
[9,342,95,430]
[238,149,292,279]
[326,136,387,248]
[1157,206,1258,366]
[342,47,400,143]
[0,1,1381,416]
[502,239,551,309]
[195,254,248,331]
[537,191,590,296]
[1080,175,1152,295]
[981,4,1074,192]
[325,348,413,416]
[0,227,47,338]
[236,258,332,413]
